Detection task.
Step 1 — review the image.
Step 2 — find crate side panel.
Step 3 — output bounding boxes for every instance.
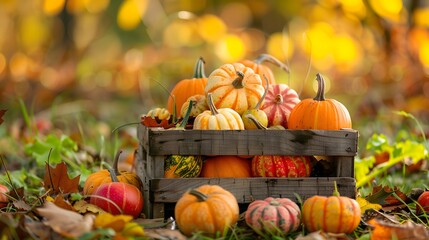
[143,127,358,156]
[150,177,356,203]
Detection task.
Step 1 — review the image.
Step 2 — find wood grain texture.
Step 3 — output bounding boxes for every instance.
[139,125,358,156]
[150,177,356,203]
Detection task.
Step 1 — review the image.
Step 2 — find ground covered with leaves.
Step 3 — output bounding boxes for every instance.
[0,107,429,240]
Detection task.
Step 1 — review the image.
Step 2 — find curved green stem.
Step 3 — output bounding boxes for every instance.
[207,93,219,116]
[177,100,194,129]
[193,57,207,78]
[189,189,208,202]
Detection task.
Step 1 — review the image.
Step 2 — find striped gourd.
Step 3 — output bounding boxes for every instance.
[245,197,301,234]
[164,155,202,178]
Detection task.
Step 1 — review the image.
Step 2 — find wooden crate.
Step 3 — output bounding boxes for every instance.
[136,124,358,219]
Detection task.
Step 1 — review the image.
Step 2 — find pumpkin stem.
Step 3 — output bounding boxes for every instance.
[314,73,326,101]
[255,53,290,74]
[189,189,208,202]
[245,114,267,130]
[254,75,269,109]
[274,94,284,104]
[177,100,194,129]
[332,181,341,197]
[207,93,219,115]
[111,150,123,181]
[232,71,245,89]
[193,57,207,79]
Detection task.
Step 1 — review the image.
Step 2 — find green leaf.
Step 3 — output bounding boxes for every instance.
[25,134,78,166]
[366,133,391,153]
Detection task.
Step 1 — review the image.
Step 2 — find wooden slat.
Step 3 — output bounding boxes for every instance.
[139,125,358,156]
[150,177,356,203]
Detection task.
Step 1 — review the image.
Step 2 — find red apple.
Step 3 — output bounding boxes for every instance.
[417,191,429,214]
[90,182,143,218]
[0,184,9,208]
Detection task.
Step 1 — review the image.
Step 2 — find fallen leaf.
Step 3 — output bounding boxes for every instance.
[141,115,175,129]
[0,109,6,125]
[44,162,80,194]
[357,196,382,213]
[37,201,95,238]
[368,218,429,240]
[53,194,75,211]
[144,229,186,240]
[122,222,145,237]
[94,213,133,232]
[74,200,106,214]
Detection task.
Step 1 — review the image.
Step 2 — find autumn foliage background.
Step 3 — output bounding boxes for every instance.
[0,0,428,135]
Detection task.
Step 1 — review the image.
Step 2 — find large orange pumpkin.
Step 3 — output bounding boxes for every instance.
[175,185,239,236]
[288,73,352,130]
[167,57,208,118]
[201,156,251,178]
[205,62,265,115]
[240,53,289,88]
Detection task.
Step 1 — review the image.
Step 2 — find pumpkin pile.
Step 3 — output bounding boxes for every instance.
[141,54,352,180]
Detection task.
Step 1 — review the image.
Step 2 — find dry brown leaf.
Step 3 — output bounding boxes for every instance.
[13,199,31,211]
[296,231,353,240]
[37,201,95,238]
[0,109,6,125]
[53,194,75,211]
[44,162,80,194]
[73,200,106,214]
[368,218,429,240]
[144,229,186,240]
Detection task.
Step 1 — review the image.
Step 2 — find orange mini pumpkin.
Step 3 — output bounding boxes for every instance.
[167,57,208,118]
[175,185,239,236]
[205,63,265,115]
[288,73,352,130]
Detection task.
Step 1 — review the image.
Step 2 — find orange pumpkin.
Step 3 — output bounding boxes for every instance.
[167,57,208,118]
[201,156,251,178]
[175,185,239,236]
[205,63,265,115]
[240,53,289,88]
[288,73,352,130]
[193,93,244,130]
[302,182,361,234]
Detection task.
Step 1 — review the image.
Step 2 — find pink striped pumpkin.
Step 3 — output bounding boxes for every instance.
[260,84,300,128]
[245,197,301,234]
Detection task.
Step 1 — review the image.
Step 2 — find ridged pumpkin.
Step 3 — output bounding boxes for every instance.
[83,151,143,195]
[302,182,361,234]
[288,73,352,130]
[175,185,239,236]
[251,155,313,177]
[146,107,171,121]
[164,155,203,178]
[260,83,300,128]
[201,156,251,178]
[180,94,208,118]
[240,53,290,88]
[245,197,301,234]
[167,57,208,118]
[193,93,244,130]
[205,62,265,115]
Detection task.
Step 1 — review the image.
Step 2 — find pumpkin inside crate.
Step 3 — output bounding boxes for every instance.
[136,124,358,219]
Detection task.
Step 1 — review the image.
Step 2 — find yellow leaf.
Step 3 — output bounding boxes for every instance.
[356,196,382,213]
[73,200,106,214]
[94,213,133,232]
[46,196,54,202]
[117,0,148,30]
[122,222,145,237]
